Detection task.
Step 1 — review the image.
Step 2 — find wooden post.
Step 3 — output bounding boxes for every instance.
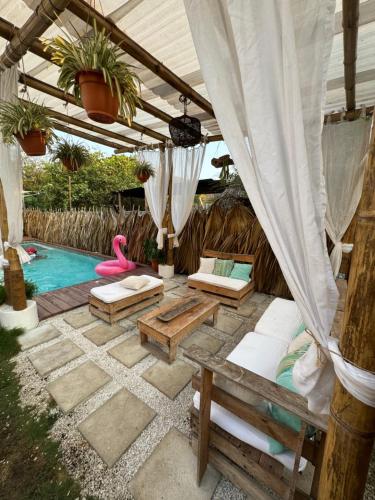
[166,147,174,267]
[0,179,27,311]
[68,175,72,211]
[197,367,213,484]
[318,116,375,499]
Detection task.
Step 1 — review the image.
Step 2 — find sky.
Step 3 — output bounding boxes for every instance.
[56,130,230,181]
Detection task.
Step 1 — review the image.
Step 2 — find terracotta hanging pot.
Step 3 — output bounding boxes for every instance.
[77,70,119,124]
[15,130,46,156]
[137,172,150,183]
[62,158,79,172]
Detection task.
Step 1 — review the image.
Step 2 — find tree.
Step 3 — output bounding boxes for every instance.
[23,153,140,209]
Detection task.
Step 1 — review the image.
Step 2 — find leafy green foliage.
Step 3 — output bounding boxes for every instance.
[0,284,6,305]
[23,153,140,209]
[25,279,38,299]
[133,160,155,180]
[43,20,141,124]
[143,238,159,261]
[50,138,90,171]
[0,99,55,145]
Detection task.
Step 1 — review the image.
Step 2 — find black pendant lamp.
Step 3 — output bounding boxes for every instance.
[169,95,201,147]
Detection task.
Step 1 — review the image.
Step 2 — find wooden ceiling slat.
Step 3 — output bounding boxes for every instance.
[342,0,360,112]
[52,121,126,150]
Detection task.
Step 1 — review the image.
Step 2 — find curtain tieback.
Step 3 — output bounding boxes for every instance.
[156,228,167,250]
[167,233,179,247]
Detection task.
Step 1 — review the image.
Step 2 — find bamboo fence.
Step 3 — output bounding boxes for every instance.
[24,199,291,298]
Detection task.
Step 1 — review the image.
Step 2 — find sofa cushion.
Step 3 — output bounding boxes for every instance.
[255,298,302,344]
[91,275,163,303]
[119,276,150,290]
[230,263,252,282]
[188,272,248,291]
[213,258,234,277]
[214,332,288,410]
[197,257,216,274]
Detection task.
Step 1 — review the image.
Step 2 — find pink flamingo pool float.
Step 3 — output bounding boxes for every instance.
[95,235,136,276]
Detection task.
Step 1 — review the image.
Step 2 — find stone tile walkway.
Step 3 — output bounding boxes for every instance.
[142,359,197,399]
[64,309,96,329]
[18,324,60,350]
[108,335,149,368]
[83,323,124,346]
[28,339,84,376]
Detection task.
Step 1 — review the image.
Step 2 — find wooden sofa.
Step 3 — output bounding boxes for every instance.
[89,275,164,324]
[187,250,255,308]
[185,298,328,499]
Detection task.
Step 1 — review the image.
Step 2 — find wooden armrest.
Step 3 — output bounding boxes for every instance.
[184,345,328,432]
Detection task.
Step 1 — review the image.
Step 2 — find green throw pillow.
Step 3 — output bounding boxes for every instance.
[213,259,234,277]
[292,322,306,339]
[229,263,252,282]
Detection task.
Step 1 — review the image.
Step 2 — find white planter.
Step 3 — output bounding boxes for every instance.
[158,264,174,279]
[0,300,39,331]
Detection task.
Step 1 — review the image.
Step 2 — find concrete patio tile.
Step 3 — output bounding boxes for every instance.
[64,309,96,329]
[129,427,220,500]
[127,305,156,322]
[172,286,191,297]
[28,339,83,377]
[235,302,258,318]
[251,293,269,304]
[181,330,224,355]
[18,324,61,350]
[79,388,155,467]
[142,359,197,399]
[215,313,243,335]
[47,360,111,412]
[163,280,179,292]
[83,324,124,346]
[108,335,149,368]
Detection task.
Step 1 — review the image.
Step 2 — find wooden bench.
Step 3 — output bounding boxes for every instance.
[185,345,328,500]
[187,250,255,308]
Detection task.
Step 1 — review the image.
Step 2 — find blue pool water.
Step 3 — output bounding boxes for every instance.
[21,243,104,294]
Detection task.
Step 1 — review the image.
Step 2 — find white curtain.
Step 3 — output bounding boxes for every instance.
[141,148,170,249]
[323,119,371,276]
[0,66,30,266]
[170,144,206,247]
[184,0,339,413]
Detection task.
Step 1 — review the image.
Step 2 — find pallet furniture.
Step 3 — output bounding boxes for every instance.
[89,275,164,324]
[137,295,220,363]
[187,250,255,308]
[185,297,329,499]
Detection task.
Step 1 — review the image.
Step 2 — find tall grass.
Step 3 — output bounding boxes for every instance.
[24,200,291,298]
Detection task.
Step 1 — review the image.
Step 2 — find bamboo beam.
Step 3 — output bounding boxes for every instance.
[52,122,127,150]
[20,97,140,149]
[0,16,173,125]
[67,0,215,118]
[342,0,360,112]
[324,106,374,124]
[18,72,167,143]
[0,0,71,70]
[319,116,375,498]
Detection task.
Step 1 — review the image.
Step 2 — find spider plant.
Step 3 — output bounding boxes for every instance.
[0,99,54,145]
[133,160,155,183]
[50,138,90,171]
[43,20,141,124]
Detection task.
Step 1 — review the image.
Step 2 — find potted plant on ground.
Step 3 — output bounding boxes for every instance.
[0,99,55,156]
[43,20,141,124]
[134,161,155,183]
[50,138,90,172]
[157,250,174,279]
[144,239,159,272]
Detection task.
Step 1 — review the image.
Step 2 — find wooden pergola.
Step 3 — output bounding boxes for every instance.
[0,1,373,499]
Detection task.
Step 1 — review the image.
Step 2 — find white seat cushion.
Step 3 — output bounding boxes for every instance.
[255,298,302,344]
[215,332,288,410]
[193,394,307,472]
[188,272,248,291]
[91,275,163,303]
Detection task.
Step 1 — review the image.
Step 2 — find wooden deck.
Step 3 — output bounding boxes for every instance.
[35,264,158,321]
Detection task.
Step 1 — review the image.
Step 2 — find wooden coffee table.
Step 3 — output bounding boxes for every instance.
[137,295,220,363]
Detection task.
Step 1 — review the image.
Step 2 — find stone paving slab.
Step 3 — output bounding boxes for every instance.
[18,324,61,350]
[142,359,197,399]
[64,309,96,329]
[235,302,258,318]
[79,388,156,467]
[163,281,179,292]
[83,324,124,346]
[47,361,112,412]
[28,339,84,377]
[181,330,224,355]
[108,335,149,368]
[129,427,220,500]
[215,313,243,335]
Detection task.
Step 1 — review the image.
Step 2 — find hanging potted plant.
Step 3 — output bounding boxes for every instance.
[134,161,155,183]
[0,99,55,156]
[43,20,141,124]
[50,138,90,172]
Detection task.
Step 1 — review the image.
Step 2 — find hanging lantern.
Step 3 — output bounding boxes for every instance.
[169,95,201,147]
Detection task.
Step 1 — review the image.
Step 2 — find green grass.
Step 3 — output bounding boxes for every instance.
[0,326,92,499]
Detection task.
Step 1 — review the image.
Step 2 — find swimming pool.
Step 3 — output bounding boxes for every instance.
[21,243,104,294]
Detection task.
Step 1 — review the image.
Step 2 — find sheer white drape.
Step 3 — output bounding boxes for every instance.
[184,0,339,413]
[170,144,206,247]
[323,119,371,276]
[0,66,30,265]
[141,148,170,249]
